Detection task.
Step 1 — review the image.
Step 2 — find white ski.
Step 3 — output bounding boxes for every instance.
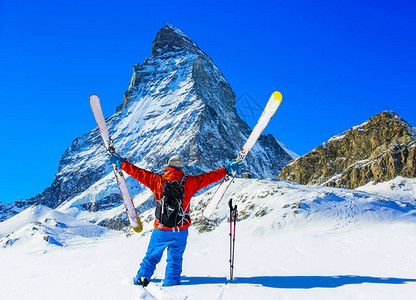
[89,95,143,233]
[202,91,283,219]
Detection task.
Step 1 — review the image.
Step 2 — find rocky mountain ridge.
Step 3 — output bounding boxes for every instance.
[278,111,416,189]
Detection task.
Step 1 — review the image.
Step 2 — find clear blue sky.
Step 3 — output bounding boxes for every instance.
[0,0,415,203]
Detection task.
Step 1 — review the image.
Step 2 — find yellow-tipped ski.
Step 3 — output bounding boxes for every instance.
[132,217,143,233]
[203,91,283,219]
[260,91,282,120]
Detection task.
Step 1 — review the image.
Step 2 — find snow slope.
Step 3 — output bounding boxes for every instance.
[1,178,416,299]
[190,178,416,234]
[0,205,109,252]
[357,176,416,202]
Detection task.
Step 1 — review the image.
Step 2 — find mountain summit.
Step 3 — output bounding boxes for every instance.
[152,24,208,58]
[0,24,295,225]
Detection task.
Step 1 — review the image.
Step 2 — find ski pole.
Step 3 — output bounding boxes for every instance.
[228,199,238,280]
[229,199,233,280]
[231,203,237,280]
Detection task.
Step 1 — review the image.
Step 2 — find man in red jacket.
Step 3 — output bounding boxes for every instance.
[108,153,242,287]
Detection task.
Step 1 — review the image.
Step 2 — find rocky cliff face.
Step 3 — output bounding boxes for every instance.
[278,111,416,189]
[1,24,296,224]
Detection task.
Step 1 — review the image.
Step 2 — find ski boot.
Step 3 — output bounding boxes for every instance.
[134,275,149,287]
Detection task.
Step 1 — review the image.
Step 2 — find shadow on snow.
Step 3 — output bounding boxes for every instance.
[179,275,416,289]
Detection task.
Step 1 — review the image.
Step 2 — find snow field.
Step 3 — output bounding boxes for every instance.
[2,223,416,299]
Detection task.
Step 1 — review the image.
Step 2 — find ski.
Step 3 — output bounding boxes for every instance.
[89,94,143,233]
[138,286,157,300]
[202,91,282,219]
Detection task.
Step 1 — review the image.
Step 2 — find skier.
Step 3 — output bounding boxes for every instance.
[108,153,242,287]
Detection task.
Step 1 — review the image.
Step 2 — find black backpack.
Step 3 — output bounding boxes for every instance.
[155,176,188,228]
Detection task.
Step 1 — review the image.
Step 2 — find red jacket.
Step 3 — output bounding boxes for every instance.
[121,161,228,231]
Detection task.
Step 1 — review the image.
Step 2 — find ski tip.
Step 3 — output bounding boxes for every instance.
[132,217,143,233]
[272,91,282,101]
[90,94,99,101]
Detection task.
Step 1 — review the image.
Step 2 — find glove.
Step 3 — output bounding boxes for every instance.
[107,152,124,168]
[224,160,243,174]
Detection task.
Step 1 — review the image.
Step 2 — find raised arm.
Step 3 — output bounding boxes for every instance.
[186,167,228,196]
[121,161,162,194]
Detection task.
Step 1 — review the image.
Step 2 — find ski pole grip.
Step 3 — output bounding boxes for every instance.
[228,199,233,211]
[233,205,238,219]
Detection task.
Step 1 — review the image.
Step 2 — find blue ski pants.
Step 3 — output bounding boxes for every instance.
[138,228,188,286]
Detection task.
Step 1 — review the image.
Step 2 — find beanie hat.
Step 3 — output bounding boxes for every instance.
[168,155,184,168]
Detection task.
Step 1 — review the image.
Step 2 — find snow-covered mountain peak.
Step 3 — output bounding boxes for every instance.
[0,25,296,228]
